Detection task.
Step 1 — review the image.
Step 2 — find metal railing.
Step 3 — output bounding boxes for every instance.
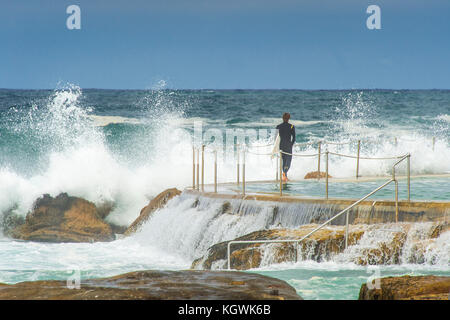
[192,141,412,202]
[226,154,410,269]
[191,141,414,269]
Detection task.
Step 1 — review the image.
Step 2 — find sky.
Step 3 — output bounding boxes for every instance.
[0,0,449,89]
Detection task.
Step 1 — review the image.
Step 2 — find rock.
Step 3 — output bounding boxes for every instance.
[351,222,448,265]
[192,225,365,270]
[304,171,332,179]
[354,228,408,266]
[430,223,450,238]
[9,193,114,243]
[193,222,448,270]
[0,270,302,300]
[124,188,181,236]
[359,275,450,300]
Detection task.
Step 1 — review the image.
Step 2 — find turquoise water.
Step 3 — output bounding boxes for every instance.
[1,237,448,300]
[251,263,450,300]
[245,177,450,201]
[2,235,448,300]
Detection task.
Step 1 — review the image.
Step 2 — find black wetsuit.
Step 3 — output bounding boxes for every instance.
[276,122,296,174]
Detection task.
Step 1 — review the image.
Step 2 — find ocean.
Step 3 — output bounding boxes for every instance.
[0,84,449,299]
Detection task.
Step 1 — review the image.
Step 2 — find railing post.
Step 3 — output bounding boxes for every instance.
[227,243,231,270]
[192,146,195,189]
[201,144,205,192]
[356,140,361,179]
[345,211,349,249]
[276,154,279,182]
[237,145,240,186]
[317,141,321,180]
[242,149,246,196]
[214,150,217,193]
[325,151,329,200]
[196,148,200,191]
[279,151,283,196]
[407,154,410,202]
[392,163,395,181]
[395,180,399,223]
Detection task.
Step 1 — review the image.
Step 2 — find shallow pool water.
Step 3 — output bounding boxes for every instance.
[244,177,450,201]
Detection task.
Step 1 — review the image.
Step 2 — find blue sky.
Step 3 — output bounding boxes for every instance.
[0,0,449,89]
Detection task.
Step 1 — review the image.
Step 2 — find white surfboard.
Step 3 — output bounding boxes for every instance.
[271,134,280,159]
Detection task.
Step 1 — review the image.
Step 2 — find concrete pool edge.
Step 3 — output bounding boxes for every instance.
[184,189,449,224]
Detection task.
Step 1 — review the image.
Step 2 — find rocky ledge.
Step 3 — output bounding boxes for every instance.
[359,275,450,300]
[192,224,366,270]
[0,270,302,300]
[192,222,448,270]
[124,188,181,236]
[5,188,182,243]
[8,193,115,243]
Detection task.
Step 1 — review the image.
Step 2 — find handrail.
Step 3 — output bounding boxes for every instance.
[232,136,437,152]
[225,152,413,269]
[195,143,411,199]
[227,178,395,270]
[193,145,413,269]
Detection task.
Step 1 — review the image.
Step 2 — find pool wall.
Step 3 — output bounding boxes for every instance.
[184,189,449,226]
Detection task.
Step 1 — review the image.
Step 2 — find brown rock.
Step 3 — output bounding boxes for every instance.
[9,193,114,243]
[124,188,181,236]
[359,275,450,300]
[0,270,302,300]
[192,225,365,270]
[304,171,332,179]
[355,229,408,265]
[430,223,450,238]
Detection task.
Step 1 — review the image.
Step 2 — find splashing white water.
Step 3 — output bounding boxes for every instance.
[0,84,195,226]
[0,87,449,229]
[128,194,449,269]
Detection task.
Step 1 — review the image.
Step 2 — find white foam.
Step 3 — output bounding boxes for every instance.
[436,114,450,123]
[88,115,141,126]
[0,85,194,226]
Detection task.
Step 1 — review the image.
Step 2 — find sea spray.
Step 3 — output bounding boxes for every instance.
[128,193,449,269]
[0,85,195,226]
[1,88,449,227]
[130,194,341,261]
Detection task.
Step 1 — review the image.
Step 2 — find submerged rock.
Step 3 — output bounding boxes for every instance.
[124,188,181,236]
[359,275,450,300]
[0,270,302,300]
[192,225,366,270]
[304,171,332,179]
[9,193,114,243]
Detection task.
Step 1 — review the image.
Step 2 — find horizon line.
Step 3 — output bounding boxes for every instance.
[1,88,450,91]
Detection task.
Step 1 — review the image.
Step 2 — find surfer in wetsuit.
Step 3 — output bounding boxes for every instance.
[276,113,296,182]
